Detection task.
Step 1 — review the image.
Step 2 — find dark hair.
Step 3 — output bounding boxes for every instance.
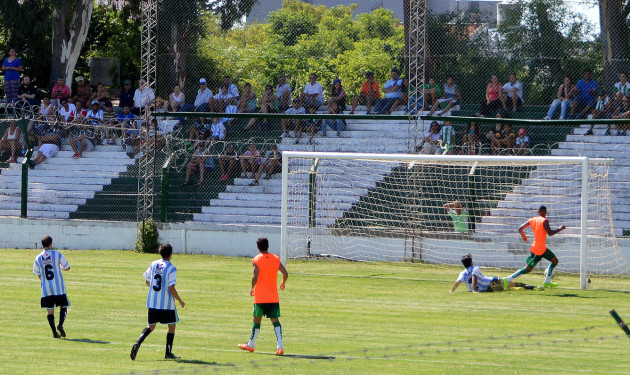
[366,71,374,77]
[244,82,251,87]
[538,205,547,212]
[309,73,317,78]
[584,69,592,74]
[509,72,516,77]
[223,75,230,79]
[159,243,173,259]
[447,75,454,80]
[57,76,65,80]
[256,237,269,251]
[60,98,68,104]
[391,68,399,74]
[461,254,473,268]
[265,85,273,90]
[221,84,228,90]
[41,235,53,248]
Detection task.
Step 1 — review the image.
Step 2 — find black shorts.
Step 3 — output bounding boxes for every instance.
[148,308,178,325]
[41,294,70,309]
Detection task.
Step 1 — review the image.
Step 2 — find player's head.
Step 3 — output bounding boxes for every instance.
[159,243,173,259]
[41,235,53,249]
[461,253,473,268]
[538,205,547,217]
[256,237,269,252]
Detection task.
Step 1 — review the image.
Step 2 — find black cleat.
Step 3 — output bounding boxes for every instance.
[130,343,140,361]
[57,325,66,338]
[164,353,180,360]
[53,331,60,339]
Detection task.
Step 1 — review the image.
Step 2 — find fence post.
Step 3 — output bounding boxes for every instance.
[18,119,32,218]
[160,155,172,223]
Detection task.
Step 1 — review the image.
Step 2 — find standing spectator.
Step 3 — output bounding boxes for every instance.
[183,141,209,186]
[163,84,185,112]
[421,77,441,112]
[478,74,504,117]
[92,82,111,108]
[502,73,524,113]
[238,83,257,113]
[421,121,443,154]
[0,120,23,163]
[440,120,456,154]
[462,121,482,154]
[74,76,92,105]
[2,48,22,104]
[328,79,346,112]
[222,75,239,101]
[350,71,380,114]
[486,114,505,155]
[281,98,305,138]
[612,72,630,96]
[431,75,462,116]
[250,145,281,186]
[218,143,238,181]
[373,68,403,114]
[245,85,273,131]
[16,75,39,108]
[515,128,529,155]
[300,73,324,109]
[211,85,234,112]
[275,76,292,112]
[209,117,226,141]
[240,143,262,178]
[304,106,321,145]
[193,78,212,112]
[443,201,469,234]
[51,76,71,106]
[569,69,598,119]
[321,101,346,138]
[544,76,577,120]
[133,79,155,115]
[118,80,135,111]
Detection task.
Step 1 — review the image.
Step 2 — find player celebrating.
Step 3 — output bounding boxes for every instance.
[450,254,539,293]
[130,244,185,361]
[33,235,71,338]
[238,237,288,355]
[503,205,566,288]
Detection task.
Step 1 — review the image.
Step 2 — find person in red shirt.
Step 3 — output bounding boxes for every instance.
[51,76,71,105]
[238,237,288,355]
[350,71,380,114]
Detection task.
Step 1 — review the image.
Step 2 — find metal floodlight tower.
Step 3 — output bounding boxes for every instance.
[406,0,428,149]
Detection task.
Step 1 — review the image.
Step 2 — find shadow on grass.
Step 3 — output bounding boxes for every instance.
[543,293,595,299]
[257,352,335,360]
[62,338,110,344]
[170,359,235,367]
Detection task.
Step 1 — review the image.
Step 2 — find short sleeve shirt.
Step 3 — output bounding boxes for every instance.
[384,79,403,99]
[303,82,323,102]
[503,81,524,103]
[576,79,598,102]
[252,253,281,303]
[361,81,381,98]
[3,57,22,81]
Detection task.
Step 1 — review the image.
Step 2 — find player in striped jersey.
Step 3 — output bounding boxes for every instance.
[450,254,539,293]
[33,235,70,338]
[130,244,185,361]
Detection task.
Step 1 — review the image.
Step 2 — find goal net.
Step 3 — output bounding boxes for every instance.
[281,152,629,288]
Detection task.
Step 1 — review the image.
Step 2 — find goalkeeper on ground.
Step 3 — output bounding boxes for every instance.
[450,254,539,293]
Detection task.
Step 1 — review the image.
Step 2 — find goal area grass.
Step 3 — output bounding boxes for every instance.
[2,249,629,374]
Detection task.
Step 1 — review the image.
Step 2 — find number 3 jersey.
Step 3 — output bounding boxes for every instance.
[33,249,70,297]
[144,259,177,310]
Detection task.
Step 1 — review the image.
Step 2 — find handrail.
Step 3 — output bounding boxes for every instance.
[160,153,174,223]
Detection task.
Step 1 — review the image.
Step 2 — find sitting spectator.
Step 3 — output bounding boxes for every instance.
[102,103,117,144]
[74,76,91,105]
[0,120,23,163]
[443,200,469,234]
[391,77,410,113]
[544,76,577,120]
[421,121,442,154]
[192,78,212,112]
[328,79,346,112]
[321,101,346,139]
[486,114,505,155]
[245,84,274,131]
[118,80,135,111]
[304,106,321,145]
[163,84,185,112]
[281,98,305,138]
[189,117,209,140]
[218,143,238,181]
[182,141,210,186]
[275,75,292,112]
[223,101,238,125]
[500,123,516,154]
[478,74,504,117]
[69,121,95,158]
[613,72,630,96]
[515,128,529,155]
[211,85,235,112]
[117,105,138,145]
[77,100,90,121]
[223,75,240,101]
[440,120,456,154]
[2,48,22,104]
[502,73,524,113]
[250,145,281,186]
[300,73,324,109]
[16,75,39,108]
[51,76,71,106]
[85,100,104,142]
[132,78,155,115]
[462,121,482,154]
[29,95,55,139]
[28,141,60,169]
[584,91,615,136]
[238,83,257,113]
[569,69,598,119]
[240,142,262,178]
[421,77,441,112]
[57,98,77,123]
[209,117,226,141]
[373,68,403,114]
[350,71,380,114]
[611,95,630,136]
[431,75,462,116]
[129,118,164,158]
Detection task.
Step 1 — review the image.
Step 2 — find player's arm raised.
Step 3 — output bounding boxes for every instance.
[279,263,288,291]
[518,221,530,242]
[543,219,566,236]
[250,263,259,296]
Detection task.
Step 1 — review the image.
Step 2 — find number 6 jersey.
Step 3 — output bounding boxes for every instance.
[33,249,70,297]
[144,259,177,310]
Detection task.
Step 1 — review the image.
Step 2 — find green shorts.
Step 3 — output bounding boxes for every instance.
[525,249,556,268]
[253,303,281,318]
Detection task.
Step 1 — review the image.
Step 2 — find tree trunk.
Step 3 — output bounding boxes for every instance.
[168,22,189,92]
[599,0,630,88]
[50,0,95,89]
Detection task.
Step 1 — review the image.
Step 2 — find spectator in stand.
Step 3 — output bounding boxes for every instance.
[486,114,505,155]
[117,105,138,145]
[85,100,104,143]
[421,77,441,112]
[515,128,529,155]
[544,76,577,120]
[350,71,380,114]
[193,78,212,112]
[443,200,469,234]
[222,75,239,101]
[569,69,598,119]
[328,79,346,112]
[27,141,60,169]
[275,76,292,112]
[118,80,135,111]
[0,120,23,163]
[29,95,55,137]
[478,74,504,117]
[613,72,630,96]
[189,117,209,141]
[57,98,77,123]
[218,143,238,181]
[102,103,117,144]
[91,82,111,108]
[373,68,403,114]
[304,106,321,145]
[77,100,90,121]
[238,83,257,113]
[132,78,155,115]
[321,101,346,139]
[391,77,410,113]
[463,121,482,154]
[502,73,524,113]
[211,85,234,113]
[209,117,226,141]
[584,91,612,136]
[69,118,95,158]
[431,75,462,116]
[441,120,456,154]
[421,121,443,154]
[51,76,71,106]
[245,84,274,131]
[2,48,22,104]
[182,141,209,186]
[74,76,91,105]
[300,73,324,109]
[250,144,281,186]
[500,123,516,154]
[281,98,305,138]
[16,75,39,109]
[128,118,165,158]
[611,95,630,136]
[163,84,185,112]
[223,100,238,126]
[240,142,261,179]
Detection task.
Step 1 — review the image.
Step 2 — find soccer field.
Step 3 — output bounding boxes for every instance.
[2,249,629,375]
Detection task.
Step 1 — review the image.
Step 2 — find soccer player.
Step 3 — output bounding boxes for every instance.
[503,205,566,288]
[450,254,539,293]
[33,235,70,338]
[130,244,185,361]
[238,237,288,355]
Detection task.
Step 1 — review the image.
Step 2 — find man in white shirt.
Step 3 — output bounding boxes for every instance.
[211,85,235,112]
[300,73,324,109]
[133,79,155,115]
[282,98,306,138]
[502,73,524,113]
[450,254,539,293]
[194,78,212,112]
[612,72,630,96]
[222,75,239,101]
[57,98,77,122]
[276,76,292,111]
[373,68,403,114]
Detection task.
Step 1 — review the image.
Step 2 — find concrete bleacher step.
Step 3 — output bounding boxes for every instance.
[0,209,69,219]
[566,134,630,143]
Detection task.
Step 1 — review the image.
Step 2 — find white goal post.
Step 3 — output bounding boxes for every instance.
[281,151,624,289]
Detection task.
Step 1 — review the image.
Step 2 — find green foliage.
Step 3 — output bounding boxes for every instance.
[134,219,160,253]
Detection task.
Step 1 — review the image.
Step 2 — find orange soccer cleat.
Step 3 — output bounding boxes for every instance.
[238,343,255,352]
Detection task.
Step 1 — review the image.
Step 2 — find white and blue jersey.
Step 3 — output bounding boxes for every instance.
[33,250,69,297]
[144,259,177,310]
[456,265,497,292]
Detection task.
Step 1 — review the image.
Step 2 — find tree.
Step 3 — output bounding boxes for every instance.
[598,0,630,88]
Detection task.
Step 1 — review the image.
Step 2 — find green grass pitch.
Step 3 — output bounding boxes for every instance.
[2,249,629,374]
